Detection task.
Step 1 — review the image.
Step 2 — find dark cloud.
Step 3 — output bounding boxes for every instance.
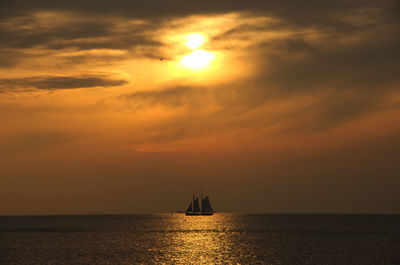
[0,75,127,91]
[261,34,400,95]
[0,16,161,51]
[47,35,161,51]
[1,0,398,67]
[0,22,104,49]
[0,0,394,21]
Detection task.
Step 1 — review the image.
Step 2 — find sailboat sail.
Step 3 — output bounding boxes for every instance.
[193,198,200,213]
[186,202,193,213]
[185,189,214,216]
[202,196,213,212]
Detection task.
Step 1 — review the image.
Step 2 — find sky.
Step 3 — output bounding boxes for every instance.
[1,0,399,215]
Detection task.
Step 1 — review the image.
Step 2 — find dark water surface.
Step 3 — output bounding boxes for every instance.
[1,214,399,264]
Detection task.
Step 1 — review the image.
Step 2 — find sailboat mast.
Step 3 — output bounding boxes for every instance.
[201,187,203,213]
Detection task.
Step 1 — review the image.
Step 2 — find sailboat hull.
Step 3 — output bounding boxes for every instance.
[185,212,213,216]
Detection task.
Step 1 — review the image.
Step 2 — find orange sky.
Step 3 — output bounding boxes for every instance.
[1,0,400,214]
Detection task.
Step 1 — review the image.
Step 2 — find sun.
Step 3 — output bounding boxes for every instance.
[181,33,214,70]
[181,50,214,69]
[185,33,205,49]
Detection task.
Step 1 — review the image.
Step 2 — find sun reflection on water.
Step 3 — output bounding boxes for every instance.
[151,213,258,264]
[164,214,230,263]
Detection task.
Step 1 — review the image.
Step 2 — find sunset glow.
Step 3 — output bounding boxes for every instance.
[185,33,205,49]
[1,0,400,216]
[181,49,214,69]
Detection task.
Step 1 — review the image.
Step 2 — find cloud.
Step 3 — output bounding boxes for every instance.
[0,50,26,68]
[2,0,400,137]
[0,75,127,91]
[0,12,162,51]
[120,22,400,136]
[121,86,202,108]
[1,0,394,20]
[1,0,397,70]
[1,1,397,50]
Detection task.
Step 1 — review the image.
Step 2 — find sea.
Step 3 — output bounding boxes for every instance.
[0,214,399,264]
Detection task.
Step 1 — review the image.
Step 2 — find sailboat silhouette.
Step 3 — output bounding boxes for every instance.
[185,188,214,216]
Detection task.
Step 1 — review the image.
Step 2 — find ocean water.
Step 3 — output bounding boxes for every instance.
[0,214,399,264]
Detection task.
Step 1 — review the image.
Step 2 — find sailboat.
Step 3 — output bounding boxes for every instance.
[185,188,214,216]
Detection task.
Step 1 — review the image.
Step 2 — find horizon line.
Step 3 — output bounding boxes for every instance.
[1,212,400,217]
